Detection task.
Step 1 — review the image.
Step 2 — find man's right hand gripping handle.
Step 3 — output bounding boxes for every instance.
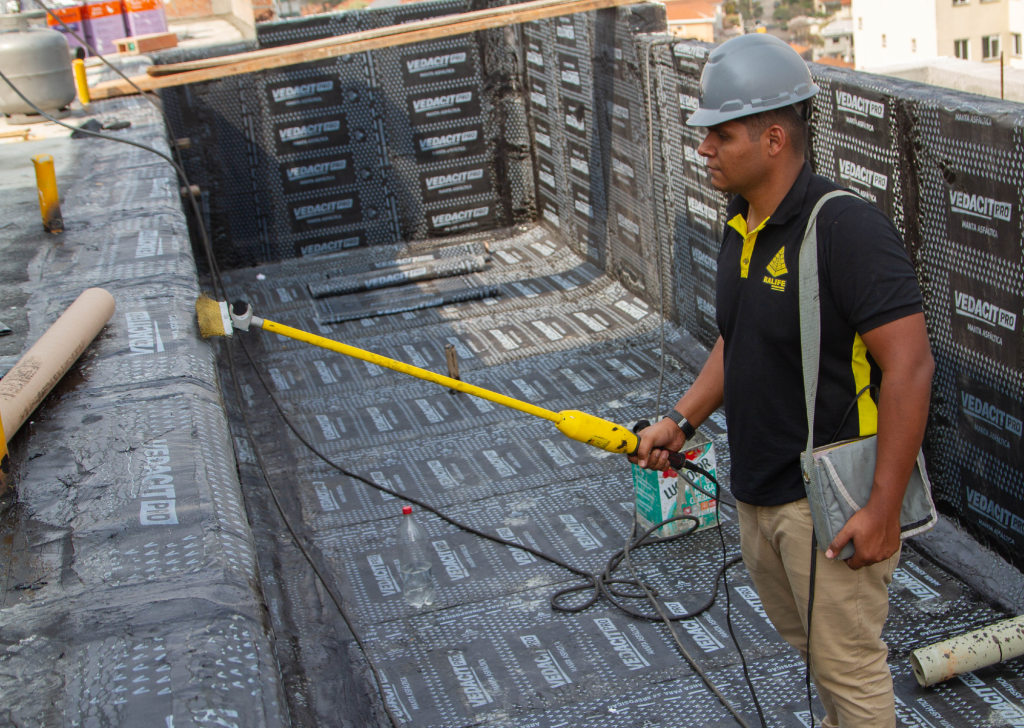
[628,418,688,471]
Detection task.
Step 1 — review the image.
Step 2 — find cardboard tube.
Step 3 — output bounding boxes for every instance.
[0,288,115,443]
[910,614,1024,687]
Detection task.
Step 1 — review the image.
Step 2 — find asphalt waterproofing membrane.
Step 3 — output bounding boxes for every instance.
[1,5,1023,728]
[0,64,288,727]
[217,223,1024,728]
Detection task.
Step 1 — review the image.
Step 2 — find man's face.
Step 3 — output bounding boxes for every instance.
[696,120,767,196]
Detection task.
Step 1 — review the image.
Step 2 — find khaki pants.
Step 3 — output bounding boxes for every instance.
[736,498,900,728]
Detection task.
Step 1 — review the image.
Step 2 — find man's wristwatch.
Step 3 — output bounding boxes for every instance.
[664,409,697,441]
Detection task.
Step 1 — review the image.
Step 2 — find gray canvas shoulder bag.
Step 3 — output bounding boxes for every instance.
[798,190,938,560]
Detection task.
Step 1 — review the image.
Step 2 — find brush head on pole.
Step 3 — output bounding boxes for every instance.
[195,294,233,339]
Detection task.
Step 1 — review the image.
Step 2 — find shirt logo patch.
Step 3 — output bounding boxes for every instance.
[766,247,788,277]
[764,247,787,291]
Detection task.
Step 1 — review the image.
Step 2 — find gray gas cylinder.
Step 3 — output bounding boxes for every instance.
[0,28,76,120]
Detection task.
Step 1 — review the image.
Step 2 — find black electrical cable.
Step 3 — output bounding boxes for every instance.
[620,518,753,727]
[640,36,767,726]
[234,331,761,728]
[29,0,215,282]
[0,70,182,164]
[0,59,407,728]
[225,328,406,728]
[3,38,768,727]
[643,36,677,421]
[711,472,768,727]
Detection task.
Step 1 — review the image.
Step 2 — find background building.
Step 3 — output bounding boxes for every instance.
[854,0,1024,70]
[662,0,723,40]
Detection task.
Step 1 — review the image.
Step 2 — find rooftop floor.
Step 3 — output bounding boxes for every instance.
[217,223,1024,727]
[1,48,1024,728]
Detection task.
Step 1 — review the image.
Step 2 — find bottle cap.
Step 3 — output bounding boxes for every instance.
[402,506,412,515]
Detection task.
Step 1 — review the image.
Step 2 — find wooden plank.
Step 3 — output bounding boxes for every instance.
[147,0,600,76]
[90,0,638,99]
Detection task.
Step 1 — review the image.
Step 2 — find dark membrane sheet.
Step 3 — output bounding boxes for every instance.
[154,0,535,268]
[0,86,288,727]
[220,223,1021,728]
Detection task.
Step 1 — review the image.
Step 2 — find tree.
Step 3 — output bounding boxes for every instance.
[736,0,763,20]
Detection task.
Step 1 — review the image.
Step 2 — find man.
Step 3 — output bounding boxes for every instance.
[630,35,934,727]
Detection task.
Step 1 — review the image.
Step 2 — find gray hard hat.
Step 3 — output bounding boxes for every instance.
[686,33,819,127]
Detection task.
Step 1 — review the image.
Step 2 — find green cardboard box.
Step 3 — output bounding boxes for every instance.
[630,431,718,537]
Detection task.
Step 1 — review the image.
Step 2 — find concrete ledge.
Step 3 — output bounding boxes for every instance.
[865,56,1024,103]
[911,515,1024,616]
[0,63,287,727]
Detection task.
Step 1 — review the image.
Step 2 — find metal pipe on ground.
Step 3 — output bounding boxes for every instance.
[910,614,1024,686]
[307,255,487,298]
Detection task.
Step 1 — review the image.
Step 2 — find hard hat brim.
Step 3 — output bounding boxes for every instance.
[685,85,819,128]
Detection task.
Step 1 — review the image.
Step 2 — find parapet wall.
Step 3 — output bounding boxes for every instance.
[157,0,534,268]
[158,3,1022,560]
[522,19,1024,558]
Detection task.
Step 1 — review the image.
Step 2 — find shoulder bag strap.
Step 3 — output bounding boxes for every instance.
[799,190,860,458]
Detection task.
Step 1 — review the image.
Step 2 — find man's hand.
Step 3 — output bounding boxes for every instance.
[824,312,933,570]
[825,500,901,570]
[628,418,687,471]
[631,336,724,472]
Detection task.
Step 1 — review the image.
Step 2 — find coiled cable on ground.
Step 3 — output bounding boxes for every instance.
[1,39,767,727]
[235,332,764,728]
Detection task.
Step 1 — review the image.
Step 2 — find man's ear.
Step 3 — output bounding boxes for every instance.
[764,124,788,158]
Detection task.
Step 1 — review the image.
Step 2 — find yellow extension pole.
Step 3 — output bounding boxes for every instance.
[259,318,563,424]
[73,58,90,105]
[32,154,63,233]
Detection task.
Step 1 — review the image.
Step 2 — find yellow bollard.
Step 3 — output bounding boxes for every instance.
[72,58,90,106]
[32,154,63,233]
[0,412,9,498]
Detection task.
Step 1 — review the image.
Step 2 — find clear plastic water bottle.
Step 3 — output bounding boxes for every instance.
[397,506,436,608]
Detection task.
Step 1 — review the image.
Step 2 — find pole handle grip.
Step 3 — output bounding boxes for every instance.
[631,419,686,470]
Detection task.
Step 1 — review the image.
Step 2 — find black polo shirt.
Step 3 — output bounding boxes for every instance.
[716,162,923,506]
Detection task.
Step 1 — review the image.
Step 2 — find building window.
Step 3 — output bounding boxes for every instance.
[952,0,969,5]
[912,38,917,52]
[982,34,1001,59]
[882,33,887,48]
[1014,33,1022,56]
[955,38,970,59]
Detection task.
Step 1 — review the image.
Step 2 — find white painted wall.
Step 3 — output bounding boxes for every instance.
[852,0,939,69]
[1010,0,1024,68]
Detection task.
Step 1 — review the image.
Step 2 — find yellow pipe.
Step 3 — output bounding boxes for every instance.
[32,155,63,233]
[73,59,90,105]
[260,318,563,424]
